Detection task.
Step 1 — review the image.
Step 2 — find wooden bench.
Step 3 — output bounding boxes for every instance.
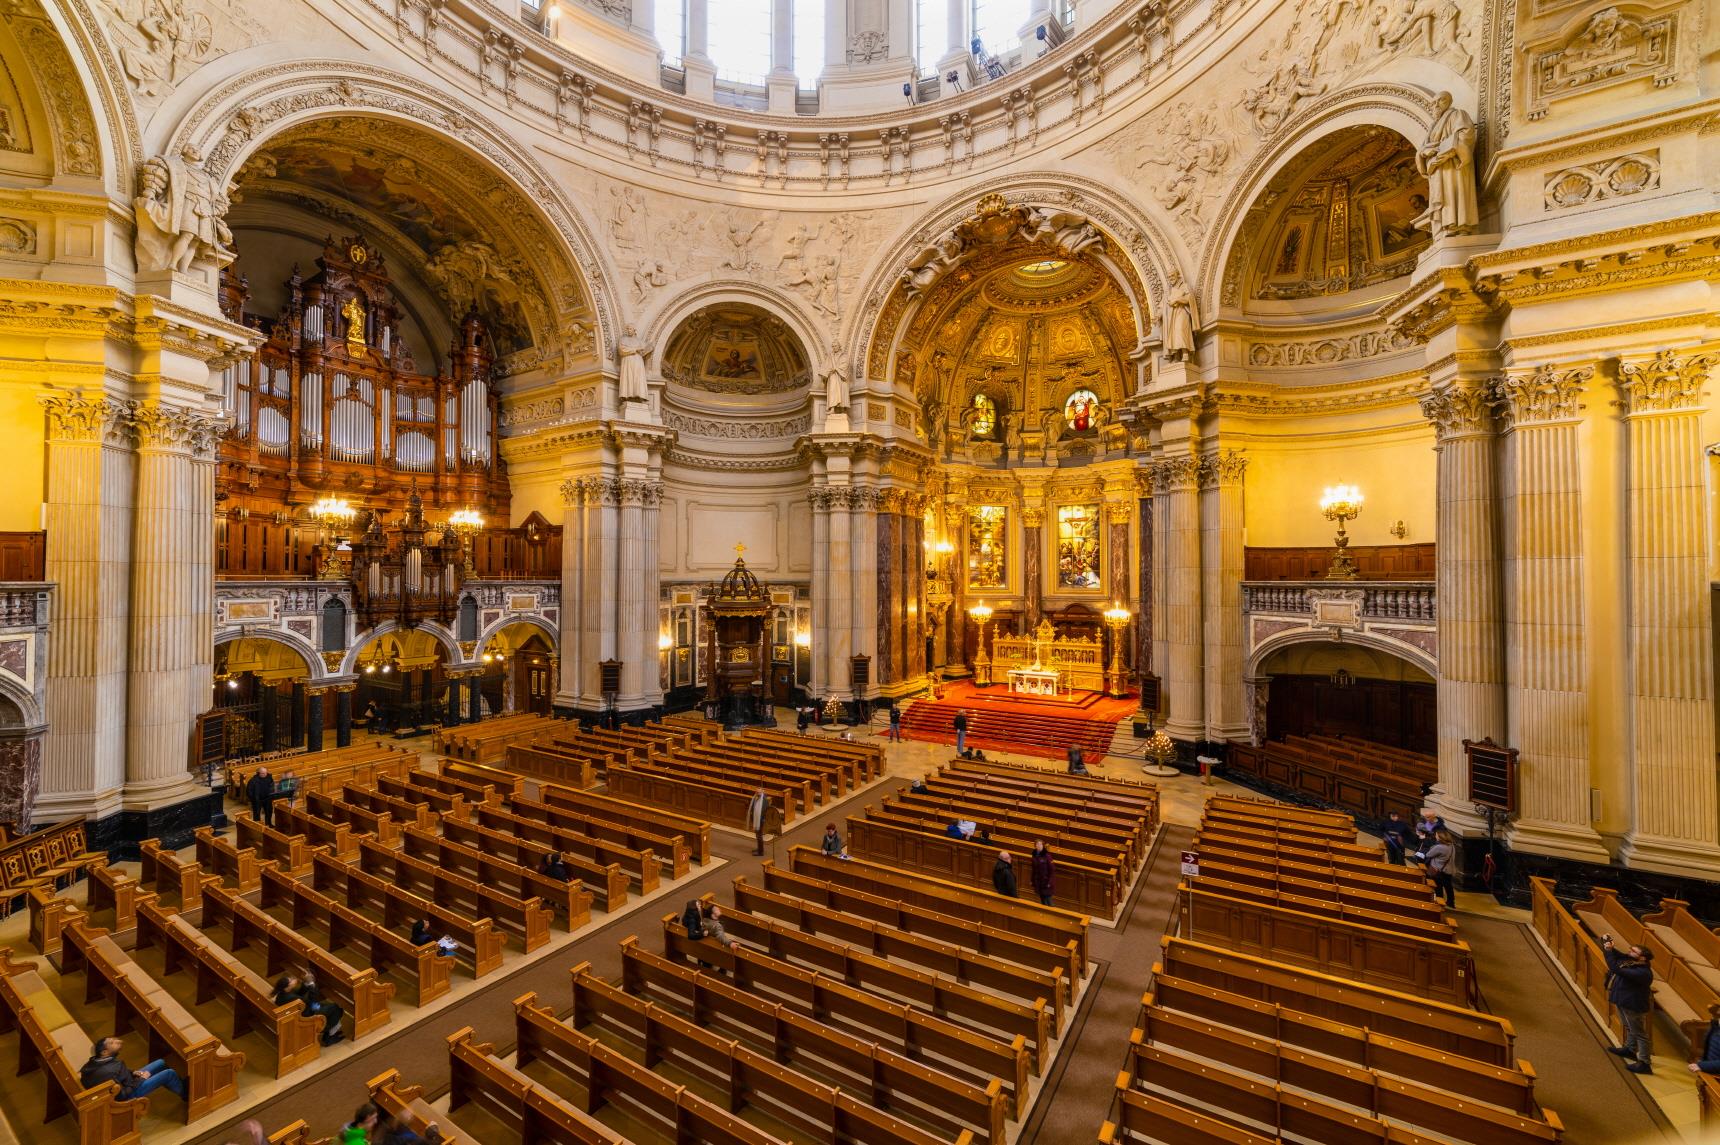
[442,1029,626,1143]
[135,896,325,1077]
[608,761,807,826]
[556,973,986,1144]
[467,801,661,893]
[311,852,505,979]
[340,784,433,831]
[366,1067,481,1144]
[228,744,412,797]
[235,813,316,875]
[276,801,360,860]
[0,952,149,1143]
[193,825,262,891]
[439,758,525,799]
[1572,884,1713,1055]
[743,726,884,783]
[1102,1084,1276,1145]
[670,742,843,803]
[357,838,553,953]
[408,768,502,807]
[60,921,245,1120]
[374,772,471,821]
[539,783,712,865]
[139,839,204,913]
[503,742,601,791]
[1529,877,1618,1042]
[258,865,453,1005]
[304,790,404,847]
[398,826,596,926]
[508,793,692,876]
[439,816,631,912]
[200,881,395,1038]
[789,846,1090,968]
[435,713,557,764]
[883,792,1140,875]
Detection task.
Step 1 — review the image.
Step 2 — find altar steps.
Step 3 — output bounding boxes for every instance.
[897,697,1123,761]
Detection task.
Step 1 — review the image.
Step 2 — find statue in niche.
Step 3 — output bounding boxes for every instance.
[1162,270,1196,361]
[823,364,848,413]
[1414,92,1478,238]
[617,324,650,403]
[341,295,366,351]
[133,144,233,274]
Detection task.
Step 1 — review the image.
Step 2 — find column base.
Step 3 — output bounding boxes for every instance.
[30,788,123,832]
[1505,817,1613,866]
[86,788,224,858]
[120,774,209,813]
[1617,833,1720,881]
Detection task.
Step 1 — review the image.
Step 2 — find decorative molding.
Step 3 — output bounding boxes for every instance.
[1150,455,1199,492]
[1497,362,1592,425]
[1543,150,1660,210]
[1420,379,1497,439]
[662,410,810,439]
[499,394,564,428]
[1525,7,1677,122]
[1197,448,1247,487]
[39,391,132,445]
[1247,327,1418,368]
[128,401,227,456]
[1616,348,1718,414]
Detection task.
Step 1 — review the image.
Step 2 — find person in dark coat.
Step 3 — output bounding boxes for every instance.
[80,1036,186,1103]
[1603,937,1655,1072]
[1380,810,1415,865]
[1030,840,1055,907]
[275,971,346,1045]
[953,711,969,755]
[820,824,843,855]
[746,786,770,856]
[539,851,569,881]
[1412,809,1446,861]
[992,850,1018,897]
[1689,1004,1720,1075]
[246,766,276,827]
[1066,745,1088,775]
[887,703,903,742]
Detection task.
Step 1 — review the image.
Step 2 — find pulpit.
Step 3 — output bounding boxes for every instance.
[702,547,774,730]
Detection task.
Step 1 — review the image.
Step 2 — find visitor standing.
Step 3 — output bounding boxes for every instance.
[1381,810,1414,865]
[1030,840,1056,906]
[1424,830,1457,908]
[246,766,275,827]
[1066,744,1088,775]
[888,703,903,741]
[992,850,1018,897]
[953,710,969,755]
[1603,937,1655,1074]
[746,786,770,856]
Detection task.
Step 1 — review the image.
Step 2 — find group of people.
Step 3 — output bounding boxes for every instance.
[242,765,299,827]
[1379,808,1458,908]
[991,840,1057,906]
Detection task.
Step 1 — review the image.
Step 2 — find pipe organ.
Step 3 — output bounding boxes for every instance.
[214,236,510,578]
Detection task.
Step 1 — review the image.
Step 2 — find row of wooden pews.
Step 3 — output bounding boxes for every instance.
[1227,732,1435,821]
[1102,798,1563,1144]
[226,743,416,801]
[841,758,1160,917]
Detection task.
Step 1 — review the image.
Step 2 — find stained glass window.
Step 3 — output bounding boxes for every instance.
[1056,503,1101,590]
[970,393,997,438]
[967,505,1007,590]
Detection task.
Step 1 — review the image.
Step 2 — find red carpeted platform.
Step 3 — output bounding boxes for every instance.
[894,680,1136,760]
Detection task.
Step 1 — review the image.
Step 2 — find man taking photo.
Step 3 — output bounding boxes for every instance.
[1603,934,1655,1074]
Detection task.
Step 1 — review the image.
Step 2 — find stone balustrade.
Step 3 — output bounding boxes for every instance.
[1242,581,1437,623]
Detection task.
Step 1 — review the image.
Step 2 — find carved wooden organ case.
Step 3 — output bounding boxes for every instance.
[213,236,510,578]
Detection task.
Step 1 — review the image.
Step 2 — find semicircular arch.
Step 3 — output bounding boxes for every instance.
[477,616,559,656]
[341,619,462,675]
[213,627,324,681]
[643,280,828,382]
[1245,627,1436,681]
[0,676,43,733]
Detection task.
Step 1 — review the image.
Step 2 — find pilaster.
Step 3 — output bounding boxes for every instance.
[1199,450,1247,742]
[1153,453,1203,741]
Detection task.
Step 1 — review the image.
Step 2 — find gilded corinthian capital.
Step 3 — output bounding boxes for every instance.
[1419,379,1496,439]
[1150,454,1200,491]
[40,391,132,444]
[1615,348,1719,415]
[129,402,228,457]
[1496,363,1592,426]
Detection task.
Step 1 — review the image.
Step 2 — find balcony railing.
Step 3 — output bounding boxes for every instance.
[0,584,50,630]
[1242,581,1436,623]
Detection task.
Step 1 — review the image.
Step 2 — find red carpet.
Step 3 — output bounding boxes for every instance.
[894,680,1137,760]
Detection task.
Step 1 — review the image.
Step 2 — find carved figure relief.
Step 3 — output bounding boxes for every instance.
[847,30,889,64]
[116,0,212,96]
[134,144,234,273]
[1526,6,1675,119]
[718,210,766,272]
[898,194,1107,298]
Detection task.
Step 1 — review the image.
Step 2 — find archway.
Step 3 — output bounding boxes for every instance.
[482,623,557,716]
[350,627,454,736]
[213,635,317,757]
[1256,640,1436,754]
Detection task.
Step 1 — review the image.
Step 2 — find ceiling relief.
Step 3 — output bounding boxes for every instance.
[1229,126,1430,306]
[660,304,812,397]
[231,118,592,367]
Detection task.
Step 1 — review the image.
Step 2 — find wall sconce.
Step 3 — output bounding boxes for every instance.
[794,630,811,648]
[1390,520,1408,540]
[1330,668,1354,689]
[658,633,673,651]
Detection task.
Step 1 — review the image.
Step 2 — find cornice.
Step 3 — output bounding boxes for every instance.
[1484,100,1720,181]
[1471,225,1720,307]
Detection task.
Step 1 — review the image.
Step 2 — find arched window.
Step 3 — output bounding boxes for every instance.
[917,0,948,77]
[794,0,825,88]
[655,0,685,65]
[458,594,480,643]
[972,0,1028,56]
[710,0,773,85]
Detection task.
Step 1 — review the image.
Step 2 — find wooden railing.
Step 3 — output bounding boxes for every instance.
[1528,876,1619,1041]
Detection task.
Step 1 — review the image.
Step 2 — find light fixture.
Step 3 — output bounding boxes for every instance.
[309,496,358,580]
[1319,485,1364,581]
[968,601,995,686]
[1142,713,1179,778]
[443,507,484,577]
[794,630,811,648]
[658,633,673,651]
[935,539,955,556]
[226,678,239,690]
[1103,604,1132,698]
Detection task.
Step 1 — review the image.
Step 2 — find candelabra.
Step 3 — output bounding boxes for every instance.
[1319,484,1364,581]
[924,538,956,679]
[1141,713,1180,778]
[1103,605,1131,697]
[968,601,994,687]
[443,507,484,577]
[309,495,358,580]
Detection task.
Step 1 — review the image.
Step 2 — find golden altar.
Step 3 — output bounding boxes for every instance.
[991,620,1105,694]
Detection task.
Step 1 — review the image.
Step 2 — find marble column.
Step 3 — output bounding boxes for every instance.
[1615,349,1720,876]
[125,404,224,807]
[1021,507,1044,629]
[289,683,305,749]
[1245,676,1271,745]
[0,736,44,831]
[469,673,484,722]
[827,488,853,700]
[260,686,278,753]
[809,488,831,697]
[1135,477,1154,697]
[1499,364,1610,863]
[446,677,461,724]
[1200,450,1248,741]
[851,488,880,699]
[1420,378,1506,835]
[1155,455,1203,740]
[36,394,132,822]
[557,478,586,709]
[335,687,352,747]
[305,690,325,752]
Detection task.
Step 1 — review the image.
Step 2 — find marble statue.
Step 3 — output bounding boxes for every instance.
[1163,271,1196,361]
[617,324,650,403]
[1414,92,1478,238]
[824,364,849,412]
[134,144,233,274]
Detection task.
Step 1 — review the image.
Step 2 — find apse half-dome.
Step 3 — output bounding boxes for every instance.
[659,304,811,397]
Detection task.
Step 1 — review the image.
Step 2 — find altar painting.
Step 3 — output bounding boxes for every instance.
[1057,503,1101,590]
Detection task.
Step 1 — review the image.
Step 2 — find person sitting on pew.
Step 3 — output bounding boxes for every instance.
[992,851,1019,897]
[79,1036,187,1104]
[1030,840,1056,907]
[820,824,843,856]
[246,766,276,828]
[973,824,993,845]
[1066,744,1089,775]
[410,918,458,958]
[909,774,930,794]
[946,818,977,840]
[374,1111,445,1145]
[274,970,346,1045]
[339,1102,379,1144]
[1687,1004,1720,1075]
[538,850,570,881]
[701,903,737,951]
[1381,810,1414,865]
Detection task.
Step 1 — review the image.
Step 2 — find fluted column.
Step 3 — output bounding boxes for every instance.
[1420,378,1506,834]
[809,488,831,697]
[1500,364,1610,863]
[826,488,853,700]
[37,394,132,821]
[1615,349,1720,876]
[851,487,880,698]
[557,478,587,710]
[1156,455,1203,740]
[641,482,664,708]
[1200,450,1247,740]
[616,480,648,710]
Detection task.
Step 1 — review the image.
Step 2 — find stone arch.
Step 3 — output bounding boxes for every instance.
[642,281,829,382]
[160,60,621,361]
[1245,626,1437,682]
[213,628,324,682]
[477,616,560,657]
[4,0,140,188]
[0,676,42,733]
[1197,83,1449,319]
[849,173,1185,391]
[340,620,463,675]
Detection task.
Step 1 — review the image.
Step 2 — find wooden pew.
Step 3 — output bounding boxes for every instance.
[1102,1083,1275,1145]
[439,758,525,799]
[670,742,842,803]
[276,801,360,860]
[789,846,1090,968]
[1205,794,1358,831]
[1572,884,1713,1055]
[1179,883,1476,1006]
[621,935,1030,1120]
[468,801,661,893]
[743,726,884,783]
[193,826,262,891]
[760,860,1083,990]
[227,744,412,798]
[439,816,632,912]
[235,813,316,875]
[607,761,804,827]
[442,1033,626,1143]
[259,866,452,1005]
[134,896,325,1077]
[1186,866,1456,936]
[883,792,1139,874]
[375,772,471,821]
[1529,877,1618,1042]
[28,887,84,958]
[356,838,553,952]
[139,839,204,912]
[499,793,691,878]
[340,783,433,831]
[409,768,501,807]
[305,790,403,847]
[60,921,246,1120]
[1158,936,1514,1065]
[398,826,597,926]
[504,742,601,790]
[435,712,555,764]
[199,881,395,1038]
[555,974,988,1144]
[311,852,505,978]
[367,1067,481,1144]
[0,953,150,1143]
[539,782,713,865]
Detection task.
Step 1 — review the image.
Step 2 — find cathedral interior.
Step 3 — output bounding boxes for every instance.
[0,0,1715,1140]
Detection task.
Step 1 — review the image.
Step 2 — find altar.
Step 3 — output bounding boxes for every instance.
[1008,668,1060,697]
[992,620,1105,694]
